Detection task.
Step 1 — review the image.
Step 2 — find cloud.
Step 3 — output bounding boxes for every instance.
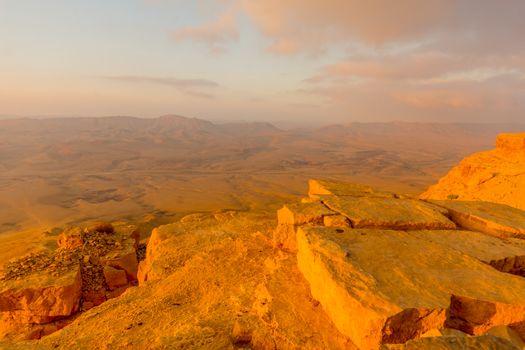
[104,76,220,99]
[298,73,525,122]
[162,0,525,121]
[237,0,525,56]
[170,12,239,54]
[307,53,525,84]
[240,0,452,54]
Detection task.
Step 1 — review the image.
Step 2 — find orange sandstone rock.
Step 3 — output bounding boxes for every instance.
[427,200,525,239]
[321,196,456,230]
[421,132,525,210]
[101,250,138,282]
[447,295,525,338]
[273,202,335,250]
[103,266,128,290]
[0,266,81,324]
[277,202,335,226]
[297,226,525,349]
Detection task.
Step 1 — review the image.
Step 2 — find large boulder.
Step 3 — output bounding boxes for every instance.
[297,226,525,349]
[0,265,81,324]
[0,222,140,340]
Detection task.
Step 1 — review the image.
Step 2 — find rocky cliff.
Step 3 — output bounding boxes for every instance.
[1,136,525,349]
[421,133,525,209]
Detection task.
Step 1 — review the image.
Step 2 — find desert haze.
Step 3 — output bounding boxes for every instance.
[1,116,522,254]
[0,116,522,288]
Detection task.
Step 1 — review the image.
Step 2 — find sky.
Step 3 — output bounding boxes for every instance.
[1,0,525,124]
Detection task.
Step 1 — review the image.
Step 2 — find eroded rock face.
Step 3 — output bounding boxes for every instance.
[0,222,140,340]
[278,179,525,349]
[421,132,525,210]
[3,177,525,348]
[0,267,82,324]
[296,226,525,349]
[29,211,355,350]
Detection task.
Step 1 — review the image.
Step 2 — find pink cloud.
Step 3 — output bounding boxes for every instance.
[170,12,239,54]
[240,0,453,54]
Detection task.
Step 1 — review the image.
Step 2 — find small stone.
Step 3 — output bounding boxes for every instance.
[103,266,128,290]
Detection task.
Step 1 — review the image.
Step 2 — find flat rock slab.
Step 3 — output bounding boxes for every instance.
[322,196,456,230]
[407,230,525,266]
[429,200,525,239]
[308,179,397,199]
[297,226,525,349]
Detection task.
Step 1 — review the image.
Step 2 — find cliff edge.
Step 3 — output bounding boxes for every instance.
[420,132,525,209]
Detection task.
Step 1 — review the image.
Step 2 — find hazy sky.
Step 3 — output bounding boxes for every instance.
[1,0,524,123]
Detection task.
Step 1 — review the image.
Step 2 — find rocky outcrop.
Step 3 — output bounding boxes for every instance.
[297,226,525,349]
[0,267,82,324]
[421,132,525,210]
[273,180,455,250]
[3,177,525,348]
[282,179,525,349]
[0,222,140,340]
[27,211,355,350]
